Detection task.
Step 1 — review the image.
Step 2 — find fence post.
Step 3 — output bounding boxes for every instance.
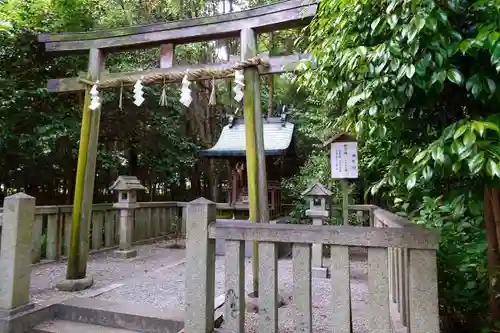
[408,248,439,333]
[185,198,216,333]
[0,193,36,316]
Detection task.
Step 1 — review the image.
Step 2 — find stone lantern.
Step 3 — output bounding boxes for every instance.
[109,176,146,259]
[302,182,332,278]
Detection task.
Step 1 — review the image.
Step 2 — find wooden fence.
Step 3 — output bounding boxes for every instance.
[0,202,181,264]
[185,199,440,333]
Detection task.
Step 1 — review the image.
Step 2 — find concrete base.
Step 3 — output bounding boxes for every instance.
[312,266,329,278]
[56,277,94,292]
[113,249,137,259]
[0,303,34,319]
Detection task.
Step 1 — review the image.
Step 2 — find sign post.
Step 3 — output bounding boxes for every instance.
[325,134,358,225]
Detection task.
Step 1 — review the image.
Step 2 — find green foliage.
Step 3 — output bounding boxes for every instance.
[294,0,500,329]
[412,193,489,330]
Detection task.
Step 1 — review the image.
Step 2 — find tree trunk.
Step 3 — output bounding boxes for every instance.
[485,186,500,327]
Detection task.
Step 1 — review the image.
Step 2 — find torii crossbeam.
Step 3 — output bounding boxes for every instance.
[37,0,318,296]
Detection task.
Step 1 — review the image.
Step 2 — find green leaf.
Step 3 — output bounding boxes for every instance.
[463,130,476,147]
[371,17,381,32]
[467,152,485,174]
[434,52,444,67]
[452,161,461,173]
[386,1,397,14]
[407,25,418,42]
[487,78,496,94]
[406,84,414,98]
[459,39,471,53]
[453,124,468,139]
[347,94,361,108]
[406,64,416,79]
[489,31,500,47]
[447,69,464,85]
[368,105,378,116]
[413,150,427,163]
[388,14,398,29]
[426,16,437,31]
[414,15,426,32]
[472,121,486,136]
[437,11,448,23]
[484,122,500,133]
[472,83,482,98]
[486,159,500,177]
[422,166,433,180]
[406,173,417,189]
[431,146,445,163]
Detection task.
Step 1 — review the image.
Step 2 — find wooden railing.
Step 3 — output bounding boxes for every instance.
[184,200,440,333]
[0,201,181,264]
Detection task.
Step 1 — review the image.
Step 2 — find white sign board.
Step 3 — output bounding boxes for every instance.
[330,141,358,179]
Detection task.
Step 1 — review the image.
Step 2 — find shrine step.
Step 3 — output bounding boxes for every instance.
[48,298,184,333]
[33,320,140,333]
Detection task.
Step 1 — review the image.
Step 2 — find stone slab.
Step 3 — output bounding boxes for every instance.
[113,249,138,259]
[0,303,57,333]
[33,320,141,333]
[312,266,329,278]
[0,303,34,318]
[56,298,184,333]
[55,276,94,292]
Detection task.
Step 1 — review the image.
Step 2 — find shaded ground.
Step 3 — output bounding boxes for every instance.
[31,242,369,332]
[30,240,186,304]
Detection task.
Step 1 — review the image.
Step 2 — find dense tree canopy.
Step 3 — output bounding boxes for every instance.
[289,0,500,330]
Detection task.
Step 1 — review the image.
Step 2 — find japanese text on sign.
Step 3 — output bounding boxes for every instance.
[330,141,358,179]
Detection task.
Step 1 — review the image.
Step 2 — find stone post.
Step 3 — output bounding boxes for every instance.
[0,193,35,317]
[115,207,136,258]
[301,183,332,278]
[185,198,216,333]
[109,176,146,259]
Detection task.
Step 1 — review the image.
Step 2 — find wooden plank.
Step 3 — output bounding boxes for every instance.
[63,213,72,256]
[185,198,216,333]
[39,0,308,43]
[292,243,312,333]
[92,211,103,250]
[104,210,115,247]
[39,1,317,52]
[224,240,245,332]
[398,248,408,326]
[209,222,439,249]
[330,245,350,333]
[46,214,59,260]
[367,248,390,333]
[373,208,419,229]
[259,242,278,333]
[46,53,313,92]
[160,44,175,68]
[31,214,44,263]
[144,207,152,239]
[408,249,439,333]
[152,207,161,237]
[78,47,105,275]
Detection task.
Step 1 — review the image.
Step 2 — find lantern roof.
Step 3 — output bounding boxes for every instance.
[301,182,332,197]
[109,176,146,191]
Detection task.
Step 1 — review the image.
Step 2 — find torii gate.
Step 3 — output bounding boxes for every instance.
[37,0,318,292]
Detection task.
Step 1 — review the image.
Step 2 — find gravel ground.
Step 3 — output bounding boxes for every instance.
[95,250,369,333]
[31,241,369,332]
[30,240,186,304]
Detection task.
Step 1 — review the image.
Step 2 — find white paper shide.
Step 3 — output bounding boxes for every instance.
[330,141,358,179]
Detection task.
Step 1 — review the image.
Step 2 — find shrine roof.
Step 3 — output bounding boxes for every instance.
[200,117,294,157]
